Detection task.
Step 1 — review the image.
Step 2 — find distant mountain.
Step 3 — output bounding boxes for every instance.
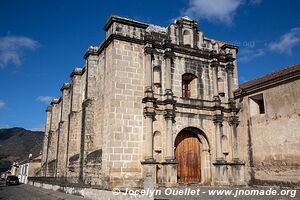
[0,127,44,172]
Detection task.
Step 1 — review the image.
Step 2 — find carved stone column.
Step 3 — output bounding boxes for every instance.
[213,113,229,185]
[229,114,245,185]
[226,64,234,100]
[163,47,175,161]
[143,46,155,161]
[141,46,157,191]
[162,46,177,187]
[229,115,239,160]
[211,57,220,101]
[213,114,224,161]
[145,47,153,92]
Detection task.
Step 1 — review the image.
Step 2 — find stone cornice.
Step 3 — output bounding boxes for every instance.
[156,98,235,113]
[103,15,149,31]
[94,33,236,62]
[213,114,224,124]
[228,115,239,125]
[81,66,86,75]
[45,106,52,112]
[142,96,157,103]
[164,109,176,119]
[60,82,71,91]
[163,50,176,59]
[144,46,157,55]
[226,62,234,72]
[50,98,60,105]
[83,46,99,59]
[210,58,219,68]
[70,67,82,78]
[225,52,235,62]
[221,43,239,52]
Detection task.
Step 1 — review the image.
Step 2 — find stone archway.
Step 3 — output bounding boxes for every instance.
[174,127,211,184]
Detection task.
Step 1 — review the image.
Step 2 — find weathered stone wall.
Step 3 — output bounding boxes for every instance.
[47,101,61,176]
[237,79,300,185]
[41,106,52,175]
[100,39,145,188]
[56,84,71,177]
[67,68,83,178]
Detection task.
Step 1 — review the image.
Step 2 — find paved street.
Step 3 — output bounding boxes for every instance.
[0,180,299,200]
[0,180,85,200]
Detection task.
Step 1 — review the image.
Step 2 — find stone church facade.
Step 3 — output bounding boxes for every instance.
[41,15,259,188]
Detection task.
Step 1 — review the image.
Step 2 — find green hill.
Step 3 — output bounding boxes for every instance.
[0,127,44,172]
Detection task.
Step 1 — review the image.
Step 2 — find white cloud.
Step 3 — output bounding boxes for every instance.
[183,0,243,24]
[239,48,265,62]
[0,35,39,68]
[0,100,5,109]
[36,96,55,104]
[269,28,300,54]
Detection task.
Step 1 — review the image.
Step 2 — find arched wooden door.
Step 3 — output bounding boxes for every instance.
[175,131,201,183]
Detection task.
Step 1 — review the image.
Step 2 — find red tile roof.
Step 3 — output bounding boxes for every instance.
[235,63,300,97]
[239,63,300,90]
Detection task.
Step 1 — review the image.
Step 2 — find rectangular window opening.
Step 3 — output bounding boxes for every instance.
[249,93,265,116]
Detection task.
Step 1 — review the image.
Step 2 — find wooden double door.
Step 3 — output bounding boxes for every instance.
[175,131,201,183]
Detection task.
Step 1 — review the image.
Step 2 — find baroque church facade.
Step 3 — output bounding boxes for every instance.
[41,15,249,188]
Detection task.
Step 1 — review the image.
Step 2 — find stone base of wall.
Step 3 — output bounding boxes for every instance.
[28,180,153,200]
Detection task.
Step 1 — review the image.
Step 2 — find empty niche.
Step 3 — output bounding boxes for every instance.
[183,30,192,47]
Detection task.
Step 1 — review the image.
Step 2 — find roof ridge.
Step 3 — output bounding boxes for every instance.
[239,63,300,89]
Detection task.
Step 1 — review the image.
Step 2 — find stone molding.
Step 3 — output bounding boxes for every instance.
[70,68,82,78]
[50,98,60,105]
[46,106,52,112]
[90,33,236,62]
[103,15,149,31]
[83,46,99,59]
[60,82,71,91]
[213,114,223,124]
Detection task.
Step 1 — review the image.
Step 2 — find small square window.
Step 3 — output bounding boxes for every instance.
[249,93,265,116]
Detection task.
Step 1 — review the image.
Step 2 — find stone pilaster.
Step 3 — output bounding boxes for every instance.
[211,57,220,101]
[42,106,52,176]
[66,68,82,177]
[163,47,175,161]
[229,115,239,161]
[143,46,155,161]
[226,52,235,103]
[213,114,229,185]
[213,114,224,161]
[47,99,60,177]
[56,83,71,177]
[162,46,177,186]
[228,113,245,185]
[79,46,99,184]
[141,45,157,190]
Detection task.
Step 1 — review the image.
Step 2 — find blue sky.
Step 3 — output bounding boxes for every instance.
[0,0,299,130]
